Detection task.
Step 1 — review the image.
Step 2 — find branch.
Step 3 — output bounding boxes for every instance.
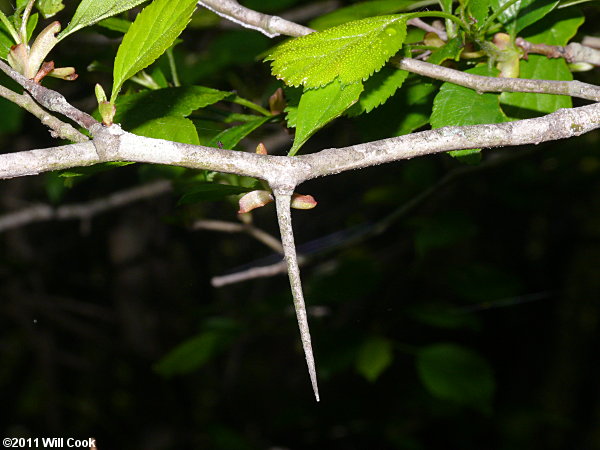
[391,57,600,101]
[0,59,98,130]
[0,180,171,233]
[192,219,284,253]
[0,85,88,142]
[197,0,314,37]
[274,192,319,402]
[516,38,600,66]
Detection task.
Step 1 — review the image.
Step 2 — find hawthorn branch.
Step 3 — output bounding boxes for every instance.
[0,85,88,142]
[197,0,314,37]
[0,180,171,233]
[516,38,600,66]
[0,60,98,130]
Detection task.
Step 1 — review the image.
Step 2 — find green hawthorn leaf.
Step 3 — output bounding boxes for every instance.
[131,116,200,145]
[97,17,132,34]
[427,36,463,65]
[521,7,584,45]
[36,0,65,19]
[207,117,271,150]
[355,336,393,382]
[468,0,491,23]
[114,86,232,129]
[490,0,558,33]
[111,0,197,101]
[347,67,408,116]
[57,0,149,41]
[417,343,495,413]
[431,66,508,161]
[500,55,572,117]
[290,80,363,155]
[266,15,407,89]
[309,0,419,30]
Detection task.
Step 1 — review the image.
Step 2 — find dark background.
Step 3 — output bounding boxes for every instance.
[1,1,599,449]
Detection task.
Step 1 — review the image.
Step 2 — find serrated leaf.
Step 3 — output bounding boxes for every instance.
[468,0,491,23]
[177,184,253,205]
[355,336,393,382]
[309,0,420,30]
[416,343,495,413]
[207,116,271,150]
[347,67,408,116]
[426,36,463,65]
[131,116,199,145]
[57,0,149,41]
[114,86,232,129]
[290,80,363,155]
[431,66,508,159]
[111,0,197,101]
[500,55,572,117]
[266,15,407,89]
[36,0,65,19]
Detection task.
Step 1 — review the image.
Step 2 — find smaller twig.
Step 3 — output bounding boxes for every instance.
[0,59,99,130]
[391,57,600,101]
[197,0,314,37]
[192,219,284,253]
[211,259,288,287]
[407,17,447,41]
[0,180,171,233]
[516,37,600,66]
[0,85,88,142]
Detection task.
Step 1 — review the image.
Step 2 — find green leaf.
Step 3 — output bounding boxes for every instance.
[520,6,584,45]
[500,56,572,117]
[266,15,407,89]
[131,116,199,145]
[57,0,149,41]
[355,336,393,382]
[111,0,197,101]
[431,66,508,160]
[114,86,232,129]
[416,343,495,413]
[207,117,271,150]
[468,0,491,23]
[97,17,132,34]
[0,12,37,59]
[177,184,254,205]
[490,0,558,33]
[426,36,463,65]
[347,67,408,116]
[290,80,363,155]
[153,332,221,376]
[309,0,420,30]
[35,0,65,19]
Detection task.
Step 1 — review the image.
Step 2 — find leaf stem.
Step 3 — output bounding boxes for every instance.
[20,0,35,44]
[166,47,181,87]
[231,95,272,116]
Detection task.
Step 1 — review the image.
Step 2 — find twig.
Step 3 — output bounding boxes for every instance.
[407,17,447,41]
[0,85,88,142]
[0,180,171,232]
[516,38,600,66]
[391,57,600,101]
[192,219,284,253]
[0,59,99,130]
[197,0,314,38]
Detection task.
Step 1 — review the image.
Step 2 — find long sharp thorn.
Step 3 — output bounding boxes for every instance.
[274,192,320,401]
